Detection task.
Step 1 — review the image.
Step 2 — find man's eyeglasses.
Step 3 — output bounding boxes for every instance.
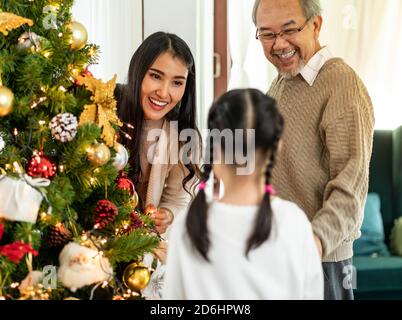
[255,18,311,43]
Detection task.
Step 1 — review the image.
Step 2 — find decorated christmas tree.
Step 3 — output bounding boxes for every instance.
[0,0,160,300]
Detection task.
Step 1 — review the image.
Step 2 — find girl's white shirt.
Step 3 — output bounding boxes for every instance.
[163,197,324,300]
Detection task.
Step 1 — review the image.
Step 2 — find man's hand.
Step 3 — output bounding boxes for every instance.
[314,235,323,259]
[151,207,174,235]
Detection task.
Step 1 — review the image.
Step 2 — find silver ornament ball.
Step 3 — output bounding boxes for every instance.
[113,142,129,171]
[0,134,5,154]
[17,31,41,51]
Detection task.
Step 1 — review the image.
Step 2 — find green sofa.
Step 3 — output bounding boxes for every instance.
[353,127,402,300]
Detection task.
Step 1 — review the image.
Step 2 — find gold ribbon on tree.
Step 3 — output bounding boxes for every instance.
[78,74,122,147]
[0,12,33,36]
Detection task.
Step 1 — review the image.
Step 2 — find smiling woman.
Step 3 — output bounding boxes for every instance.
[141,52,188,120]
[116,32,202,238]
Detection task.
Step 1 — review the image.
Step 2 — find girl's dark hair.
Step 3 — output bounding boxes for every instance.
[116,32,201,210]
[186,89,284,261]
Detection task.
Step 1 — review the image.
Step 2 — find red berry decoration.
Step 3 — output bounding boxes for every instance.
[81,68,93,78]
[94,200,118,229]
[0,223,4,241]
[129,211,143,229]
[74,68,93,86]
[26,151,57,179]
[116,174,135,196]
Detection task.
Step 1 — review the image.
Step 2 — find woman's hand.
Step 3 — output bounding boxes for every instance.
[153,240,168,264]
[150,207,174,235]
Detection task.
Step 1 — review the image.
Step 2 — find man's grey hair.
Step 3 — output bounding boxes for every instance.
[252,0,322,25]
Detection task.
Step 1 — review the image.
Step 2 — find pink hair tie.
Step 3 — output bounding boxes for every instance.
[265,184,276,195]
[198,181,207,191]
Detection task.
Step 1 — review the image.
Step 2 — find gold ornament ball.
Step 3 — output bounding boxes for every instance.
[122,262,151,292]
[0,86,14,117]
[68,21,88,51]
[87,142,111,167]
[47,3,61,12]
[129,191,139,209]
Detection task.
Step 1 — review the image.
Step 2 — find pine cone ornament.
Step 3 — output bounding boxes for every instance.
[94,200,118,229]
[49,113,78,142]
[130,211,143,229]
[47,223,72,247]
[122,211,143,235]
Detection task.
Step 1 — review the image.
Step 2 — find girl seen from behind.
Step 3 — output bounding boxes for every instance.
[163,89,324,300]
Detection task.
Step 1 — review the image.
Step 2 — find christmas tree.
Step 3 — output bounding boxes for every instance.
[0,0,160,300]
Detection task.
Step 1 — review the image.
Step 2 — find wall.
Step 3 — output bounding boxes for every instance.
[143,0,214,130]
[72,0,142,83]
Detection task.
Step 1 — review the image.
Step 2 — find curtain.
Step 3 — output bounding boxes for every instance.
[227,0,277,93]
[229,0,402,129]
[72,0,142,83]
[321,0,402,129]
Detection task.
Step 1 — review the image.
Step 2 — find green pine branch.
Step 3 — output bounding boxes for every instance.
[45,175,75,215]
[0,257,17,294]
[12,222,42,250]
[104,229,160,267]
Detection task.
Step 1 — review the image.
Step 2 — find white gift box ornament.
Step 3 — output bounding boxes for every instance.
[0,162,51,224]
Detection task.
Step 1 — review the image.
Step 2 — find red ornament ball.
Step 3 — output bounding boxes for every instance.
[116,175,135,196]
[26,151,57,179]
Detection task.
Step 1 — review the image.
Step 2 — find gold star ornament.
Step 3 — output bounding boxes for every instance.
[78,74,123,147]
[0,12,34,36]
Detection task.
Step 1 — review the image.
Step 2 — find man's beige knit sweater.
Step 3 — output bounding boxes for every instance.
[269,58,375,262]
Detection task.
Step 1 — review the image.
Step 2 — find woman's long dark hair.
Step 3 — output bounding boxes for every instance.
[116,32,201,210]
[186,89,284,261]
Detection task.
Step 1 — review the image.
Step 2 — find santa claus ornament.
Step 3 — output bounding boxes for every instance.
[57,242,113,292]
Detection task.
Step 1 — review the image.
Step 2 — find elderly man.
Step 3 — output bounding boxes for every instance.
[253,0,374,300]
